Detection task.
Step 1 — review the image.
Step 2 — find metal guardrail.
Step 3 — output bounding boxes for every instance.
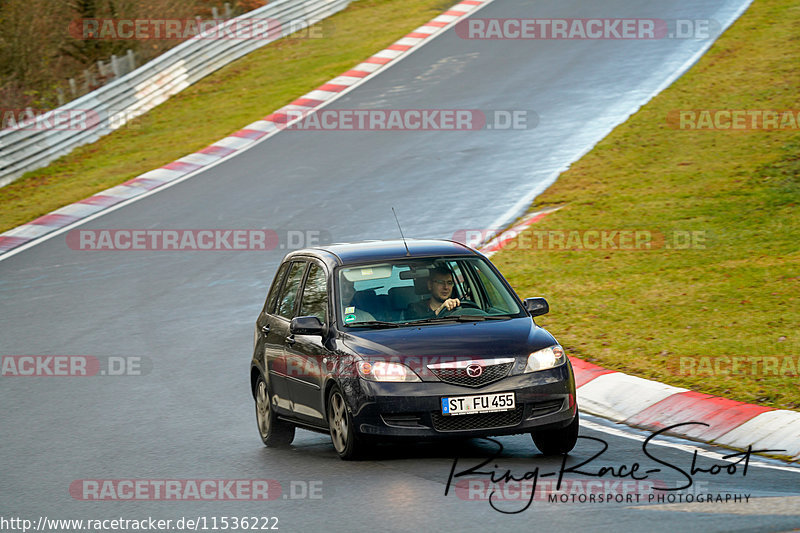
[0,0,350,188]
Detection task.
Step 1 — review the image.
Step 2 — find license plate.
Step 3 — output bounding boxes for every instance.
[441,392,515,416]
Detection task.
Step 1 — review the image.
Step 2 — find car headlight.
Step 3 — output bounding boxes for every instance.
[357,360,421,382]
[525,345,566,372]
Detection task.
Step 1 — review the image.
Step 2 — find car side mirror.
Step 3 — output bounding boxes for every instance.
[290,316,325,336]
[524,297,549,317]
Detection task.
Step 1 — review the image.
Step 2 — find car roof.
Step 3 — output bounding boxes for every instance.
[290,239,480,266]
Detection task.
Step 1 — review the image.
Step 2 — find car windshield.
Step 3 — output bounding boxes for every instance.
[337,257,525,327]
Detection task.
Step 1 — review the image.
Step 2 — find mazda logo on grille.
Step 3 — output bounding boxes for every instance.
[465,364,483,378]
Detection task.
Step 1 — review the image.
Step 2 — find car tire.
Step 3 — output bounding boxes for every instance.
[327,385,363,460]
[532,412,579,455]
[255,375,295,447]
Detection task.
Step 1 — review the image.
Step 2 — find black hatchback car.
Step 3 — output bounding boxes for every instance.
[250,239,578,459]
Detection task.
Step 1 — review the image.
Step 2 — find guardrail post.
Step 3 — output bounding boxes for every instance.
[69,78,78,98]
[225,3,232,18]
[212,6,219,19]
[126,50,136,72]
[111,54,121,78]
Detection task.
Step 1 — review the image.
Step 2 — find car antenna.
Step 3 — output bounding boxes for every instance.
[392,207,411,256]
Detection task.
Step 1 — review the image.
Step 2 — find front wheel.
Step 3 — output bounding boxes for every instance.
[327,385,364,460]
[531,412,579,455]
[255,376,295,447]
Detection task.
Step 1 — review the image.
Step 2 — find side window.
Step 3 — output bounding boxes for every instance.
[265,262,290,313]
[299,263,328,323]
[277,262,307,319]
[474,263,515,313]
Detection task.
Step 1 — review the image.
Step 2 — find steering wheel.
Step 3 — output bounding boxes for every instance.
[458,299,480,309]
[437,300,484,317]
[443,306,488,317]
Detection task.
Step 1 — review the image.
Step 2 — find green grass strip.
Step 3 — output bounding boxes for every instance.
[493,0,800,410]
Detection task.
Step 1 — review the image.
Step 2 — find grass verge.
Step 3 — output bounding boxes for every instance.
[0,0,454,232]
[493,0,800,409]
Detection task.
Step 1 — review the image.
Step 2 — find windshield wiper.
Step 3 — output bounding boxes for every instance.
[453,314,514,321]
[400,316,461,325]
[346,320,400,328]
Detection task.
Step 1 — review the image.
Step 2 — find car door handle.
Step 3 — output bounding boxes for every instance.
[285,335,296,346]
[260,324,270,335]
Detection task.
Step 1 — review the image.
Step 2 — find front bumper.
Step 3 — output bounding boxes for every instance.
[347,360,577,439]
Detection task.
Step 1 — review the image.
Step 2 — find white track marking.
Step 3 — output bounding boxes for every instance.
[580,417,800,475]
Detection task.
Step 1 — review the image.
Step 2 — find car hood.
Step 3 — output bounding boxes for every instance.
[339,317,557,360]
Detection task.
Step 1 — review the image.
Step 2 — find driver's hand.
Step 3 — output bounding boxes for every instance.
[435,298,461,315]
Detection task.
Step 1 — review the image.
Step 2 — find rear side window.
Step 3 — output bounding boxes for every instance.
[299,263,328,323]
[276,262,307,319]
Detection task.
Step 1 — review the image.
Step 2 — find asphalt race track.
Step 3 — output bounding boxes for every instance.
[2,0,799,531]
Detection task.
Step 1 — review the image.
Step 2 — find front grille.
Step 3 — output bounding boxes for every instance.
[431,406,524,432]
[430,362,513,388]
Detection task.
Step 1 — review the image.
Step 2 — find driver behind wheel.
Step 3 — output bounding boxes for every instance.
[405,266,461,319]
